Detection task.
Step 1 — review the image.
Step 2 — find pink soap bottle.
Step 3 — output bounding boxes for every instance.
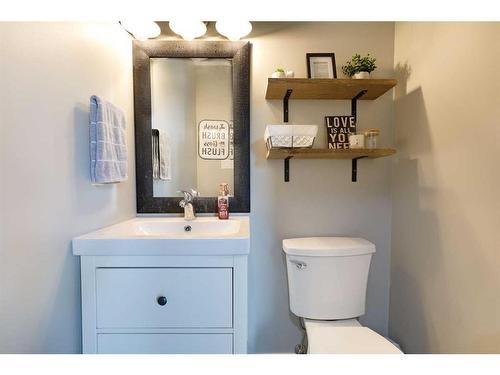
[217,183,230,220]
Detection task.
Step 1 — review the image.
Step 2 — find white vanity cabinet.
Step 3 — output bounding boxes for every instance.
[73,217,250,354]
[80,255,247,354]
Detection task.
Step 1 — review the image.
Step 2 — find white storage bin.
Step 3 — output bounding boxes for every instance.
[264,125,318,149]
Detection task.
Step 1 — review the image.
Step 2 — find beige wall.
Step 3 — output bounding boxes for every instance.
[248,22,395,352]
[0,21,396,354]
[390,22,500,353]
[2,21,498,355]
[0,22,136,353]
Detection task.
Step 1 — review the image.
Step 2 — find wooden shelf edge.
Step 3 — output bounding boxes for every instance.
[265,78,397,100]
[266,148,397,160]
[267,78,397,85]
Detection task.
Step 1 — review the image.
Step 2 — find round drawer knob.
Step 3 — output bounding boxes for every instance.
[157,296,167,306]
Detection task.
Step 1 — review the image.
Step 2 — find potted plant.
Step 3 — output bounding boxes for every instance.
[271,68,286,78]
[341,54,377,79]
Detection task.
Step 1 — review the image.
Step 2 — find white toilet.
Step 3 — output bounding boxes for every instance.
[283,237,402,354]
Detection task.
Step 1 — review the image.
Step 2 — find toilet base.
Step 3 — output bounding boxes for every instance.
[303,318,402,354]
[295,317,308,354]
[295,343,307,354]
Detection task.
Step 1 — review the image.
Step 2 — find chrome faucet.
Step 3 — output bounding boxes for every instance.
[178,189,199,221]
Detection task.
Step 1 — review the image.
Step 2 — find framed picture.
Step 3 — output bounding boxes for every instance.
[306,53,337,79]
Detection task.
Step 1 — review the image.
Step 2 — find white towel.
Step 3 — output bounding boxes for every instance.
[158,131,171,181]
[89,95,128,184]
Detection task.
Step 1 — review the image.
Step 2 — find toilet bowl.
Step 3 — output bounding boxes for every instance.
[304,319,402,354]
[283,237,402,354]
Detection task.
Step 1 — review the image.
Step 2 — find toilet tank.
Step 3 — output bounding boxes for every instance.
[283,237,375,320]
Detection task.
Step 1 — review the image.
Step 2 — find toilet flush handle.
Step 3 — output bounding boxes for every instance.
[289,260,307,270]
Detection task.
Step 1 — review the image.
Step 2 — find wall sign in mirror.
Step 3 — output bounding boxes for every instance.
[198,120,230,160]
[223,121,234,170]
[133,41,250,214]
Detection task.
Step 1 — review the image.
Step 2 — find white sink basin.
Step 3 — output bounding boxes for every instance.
[129,218,242,236]
[72,216,250,256]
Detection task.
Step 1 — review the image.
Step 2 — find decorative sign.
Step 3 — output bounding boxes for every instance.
[325,116,356,149]
[221,121,234,169]
[198,120,230,160]
[228,121,234,160]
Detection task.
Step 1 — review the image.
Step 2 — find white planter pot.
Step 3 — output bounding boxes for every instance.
[285,70,295,78]
[353,71,370,79]
[271,71,286,78]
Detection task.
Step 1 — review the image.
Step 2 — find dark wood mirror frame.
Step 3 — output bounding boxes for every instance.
[133,40,250,214]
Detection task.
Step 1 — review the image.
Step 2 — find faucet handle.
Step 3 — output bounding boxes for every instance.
[178,189,199,203]
[177,190,193,202]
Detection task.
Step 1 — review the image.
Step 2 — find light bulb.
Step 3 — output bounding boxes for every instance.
[120,21,161,41]
[215,21,252,41]
[169,20,207,41]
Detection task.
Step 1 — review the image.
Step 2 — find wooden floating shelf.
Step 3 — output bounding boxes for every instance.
[264,77,398,182]
[265,78,397,100]
[266,148,397,160]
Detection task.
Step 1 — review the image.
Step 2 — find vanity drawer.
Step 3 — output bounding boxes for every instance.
[97,333,233,354]
[96,268,233,328]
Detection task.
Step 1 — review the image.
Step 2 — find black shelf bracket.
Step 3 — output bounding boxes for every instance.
[284,156,293,182]
[283,89,293,123]
[283,89,293,182]
[352,156,368,182]
[350,90,368,182]
[351,90,368,118]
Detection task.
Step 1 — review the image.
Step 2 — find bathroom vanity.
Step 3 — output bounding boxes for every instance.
[72,39,253,354]
[72,217,249,354]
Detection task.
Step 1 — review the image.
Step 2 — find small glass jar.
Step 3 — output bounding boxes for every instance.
[348,132,365,149]
[364,129,380,149]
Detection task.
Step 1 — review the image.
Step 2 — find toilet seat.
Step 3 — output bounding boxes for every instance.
[304,319,402,354]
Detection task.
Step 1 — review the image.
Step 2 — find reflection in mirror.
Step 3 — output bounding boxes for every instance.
[150,58,234,198]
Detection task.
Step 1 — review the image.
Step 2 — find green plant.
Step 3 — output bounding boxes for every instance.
[275,68,285,73]
[341,54,377,77]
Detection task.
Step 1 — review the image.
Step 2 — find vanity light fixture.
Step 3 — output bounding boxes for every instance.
[120,21,161,41]
[169,20,207,41]
[215,20,252,41]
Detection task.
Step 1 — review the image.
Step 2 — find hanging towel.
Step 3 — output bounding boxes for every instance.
[89,95,128,184]
[152,129,171,181]
[158,130,171,181]
[152,129,160,179]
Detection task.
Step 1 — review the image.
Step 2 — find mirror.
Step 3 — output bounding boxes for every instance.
[133,41,250,213]
[150,58,234,197]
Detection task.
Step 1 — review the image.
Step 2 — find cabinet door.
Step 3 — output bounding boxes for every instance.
[96,268,232,328]
[98,333,233,354]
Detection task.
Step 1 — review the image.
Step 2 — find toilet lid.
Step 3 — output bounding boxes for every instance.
[305,320,402,354]
[283,237,375,257]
